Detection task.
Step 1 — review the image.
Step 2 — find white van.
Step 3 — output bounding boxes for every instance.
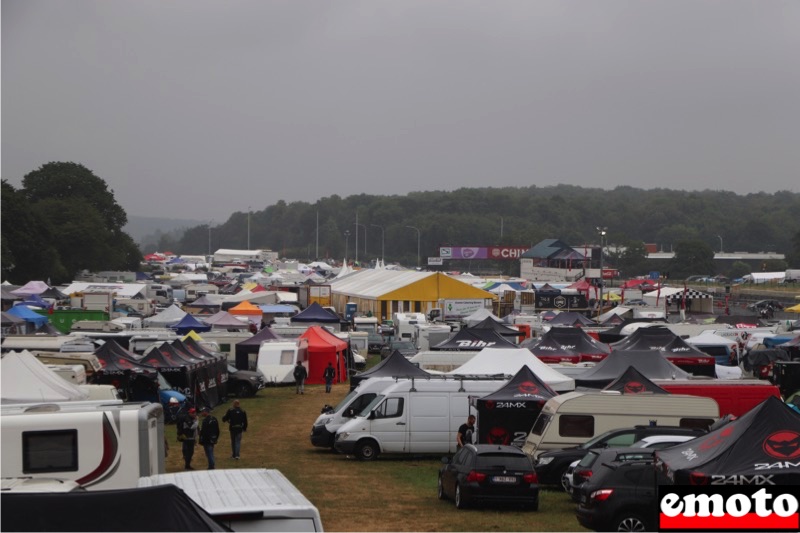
[310,376,401,449]
[333,376,509,460]
[521,391,719,459]
[1,400,165,490]
[138,468,323,532]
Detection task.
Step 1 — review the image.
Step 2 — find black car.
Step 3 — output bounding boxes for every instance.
[575,449,661,532]
[534,425,705,487]
[380,340,418,359]
[438,444,539,510]
[226,364,266,397]
[367,332,385,354]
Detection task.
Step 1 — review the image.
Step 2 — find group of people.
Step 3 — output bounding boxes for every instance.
[177,399,248,470]
[293,361,336,394]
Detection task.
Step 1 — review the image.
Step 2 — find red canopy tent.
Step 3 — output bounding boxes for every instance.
[300,326,348,385]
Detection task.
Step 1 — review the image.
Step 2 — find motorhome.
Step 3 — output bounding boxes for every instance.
[1,400,165,490]
[138,469,323,532]
[46,364,87,385]
[333,376,510,460]
[412,323,452,351]
[391,312,429,341]
[257,339,310,384]
[143,283,174,306]
[1,335,97,354]
[353,316,379,333]
[521,391,719,459]
[28,351,102,381]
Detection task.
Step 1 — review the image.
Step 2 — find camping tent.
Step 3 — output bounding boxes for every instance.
[656,396,800,485]
[446,347,575,392]
[611,326,716,377]
[1,351,90,403]
[299,326,348,385]
[473,365,557,446]
[467,317,524,339]
[574,349,691,389]
[170,314,212,335]
[601,365,669,394]
[227,301,264,324]
[201,311,249,330]
[143,304,187,328]
[534,326,611,363]
[291,302,340,324]
[545,311,596,328]
[521,334,581,364]
[463,308,503,327]
[5,305,50,328]
[9,280,50,296]
[432,328,518,350]
[350,350,431,391]
[93,340,160,402]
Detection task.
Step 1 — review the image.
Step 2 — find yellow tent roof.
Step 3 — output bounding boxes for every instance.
[786,303,800,313]
[331,269,495,302]
[182,330,204,341]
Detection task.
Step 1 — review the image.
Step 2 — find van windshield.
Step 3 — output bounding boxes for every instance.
[359,394,385,416]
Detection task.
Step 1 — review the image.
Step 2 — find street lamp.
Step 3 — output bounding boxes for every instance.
[355,223,367,261]
[405,225,421,268]
[596,226,607,317]
[247,206,252,250]
[371,224,385,262]
[716,235,723,254]
[344,230,350,261]
[207,221,213,257]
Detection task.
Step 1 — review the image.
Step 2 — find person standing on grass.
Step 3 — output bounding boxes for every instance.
[323,362,335,393]
[178,407,199,470]
[293,361,308,395]
[198,407,220,469]
[222,399,248,459]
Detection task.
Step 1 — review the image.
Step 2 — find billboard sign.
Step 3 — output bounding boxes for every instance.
[438,246,530,260]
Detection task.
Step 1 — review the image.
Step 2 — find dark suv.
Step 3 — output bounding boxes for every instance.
[226,364,266,397]
[575,449,663,532]
[534,425,706,487]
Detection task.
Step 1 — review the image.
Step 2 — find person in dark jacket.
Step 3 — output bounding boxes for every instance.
[323,362,336,393]
[222,399,248,459]
[293,361,308,395]
[198,407,220,469]
[177,407,199,470]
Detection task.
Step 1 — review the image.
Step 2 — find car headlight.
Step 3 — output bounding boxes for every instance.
[337,432,349,441]
[249,376,258,381]
[537,456,554,466]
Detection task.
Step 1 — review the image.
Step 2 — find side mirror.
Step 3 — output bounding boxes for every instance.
[346,408,355,418]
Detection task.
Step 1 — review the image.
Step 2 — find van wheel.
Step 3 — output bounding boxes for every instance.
[613,514,648,532]
[455,485,468,509]
[437,475,447,500]
[355,440,379,461]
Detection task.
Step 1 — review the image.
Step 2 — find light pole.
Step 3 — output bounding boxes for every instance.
[344,230,350,262]
[596,226,607,317]
[247,206,252,250]
[355,223,367,261]
[405,225,420,268]
[207,221,213,257]
[371,224,385,262]
[716,235,723,254]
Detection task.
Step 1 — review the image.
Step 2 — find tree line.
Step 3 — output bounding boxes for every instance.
[3,162,799,284]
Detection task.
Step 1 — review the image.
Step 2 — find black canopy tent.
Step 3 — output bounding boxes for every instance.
[234,327,283,370]
[546,311,596,327]
[290,301,340,323]
[656,396,800,485]
[520,334,581,364]
[173,339,227,404]
[473,365,557,447]
[350,350,431,391]
[537,326,611,362]
[601,365,670,395]
[611,326,716,377]
[93,340,159,402]
[574,349,691,389]
[139,343,199,403]
[431,328,518,351]
[467,317,525,339]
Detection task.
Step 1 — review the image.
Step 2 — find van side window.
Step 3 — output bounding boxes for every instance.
[374,397,403,419]
[350,393,377,415]
[559,415,594,438]
[22,430,79,473]
[680,418,715,430]
[279,350,295,365]
[530,414,551,436]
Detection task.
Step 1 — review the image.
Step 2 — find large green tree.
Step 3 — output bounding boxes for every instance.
[669,240,716,280]
[3,163,141,283]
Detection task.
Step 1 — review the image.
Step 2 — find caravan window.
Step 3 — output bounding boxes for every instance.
[559,415,594,438]
[22,430,79,473]
[530,414,551,436]
[373,397,404,419]
[279,350,295,365]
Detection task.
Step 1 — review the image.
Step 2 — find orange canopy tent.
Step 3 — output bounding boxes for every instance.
[300,326,348,385]
[228,301,263,324]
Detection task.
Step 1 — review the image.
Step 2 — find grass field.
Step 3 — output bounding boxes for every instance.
[164,366,589,532]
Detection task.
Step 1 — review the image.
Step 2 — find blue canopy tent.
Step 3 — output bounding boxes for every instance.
[19,294,50,309]
[170,314,212,336]
[6,305,50,328]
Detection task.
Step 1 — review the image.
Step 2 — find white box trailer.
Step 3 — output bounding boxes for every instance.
[257,339,309,384]
[138,468,324,532]
[521,391,720,459]
[1,400,165,490]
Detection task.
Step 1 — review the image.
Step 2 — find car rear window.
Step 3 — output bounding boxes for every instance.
[475,453,532,470]
[577,450,600,469]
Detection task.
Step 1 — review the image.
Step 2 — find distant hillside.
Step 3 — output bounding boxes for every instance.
[124,216,204,246]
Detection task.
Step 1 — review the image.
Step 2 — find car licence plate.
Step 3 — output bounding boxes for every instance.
[492,476,517,484]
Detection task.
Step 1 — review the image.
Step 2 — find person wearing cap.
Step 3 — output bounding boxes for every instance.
[177,407,199,470]
[198,407,220,470]
[222,399,248,459]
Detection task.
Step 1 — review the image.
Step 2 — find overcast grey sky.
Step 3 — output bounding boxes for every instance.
[3,1,799,222]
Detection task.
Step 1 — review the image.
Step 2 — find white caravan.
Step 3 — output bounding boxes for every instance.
[256,339,309,384]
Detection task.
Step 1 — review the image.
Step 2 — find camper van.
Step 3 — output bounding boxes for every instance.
[257,339,309,384]
[333,376,509,460]
[412,323,452,351]
[1,400,165,490]
[353,316,379,333]
[28,351,102,381]
[392,312,428,341]
[144,283,174,306]
[521,391,719,459]
[138,469,323,532]
[1,335,97,354]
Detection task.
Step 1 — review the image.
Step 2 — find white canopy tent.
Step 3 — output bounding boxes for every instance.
[446,347,575,392]
[1,351,90,403]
